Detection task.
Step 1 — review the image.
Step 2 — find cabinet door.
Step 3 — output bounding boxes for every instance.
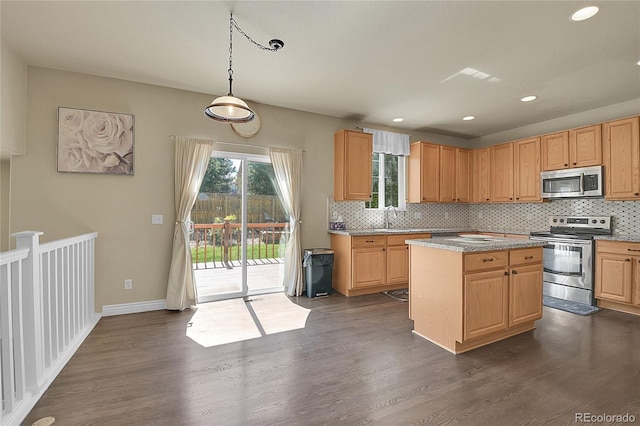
[440,145,456,202]
[408,142,440,202]
[387,245,409,284]
[634,259,640,306]
[463,269,509,341]
[514,137,541,202]
[603,117,640,200]
[541,131,569,171]
[570,124,602,168]
[490,143,514,202]
[352,247,386,289]
[344,131,373,200]
[472,147,491,202]
[455,148,471,202]
[509,264,543,327]
[596,253,633,303]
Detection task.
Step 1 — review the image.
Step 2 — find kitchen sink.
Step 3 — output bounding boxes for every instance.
[368,228,430,233]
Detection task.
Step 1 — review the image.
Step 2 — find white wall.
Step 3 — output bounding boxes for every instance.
[9,66,462,310]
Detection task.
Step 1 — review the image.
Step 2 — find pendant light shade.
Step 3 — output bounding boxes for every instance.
[204,13,283,124]
[204,95,255,123]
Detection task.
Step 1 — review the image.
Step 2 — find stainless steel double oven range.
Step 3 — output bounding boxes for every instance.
[530,216,612,306]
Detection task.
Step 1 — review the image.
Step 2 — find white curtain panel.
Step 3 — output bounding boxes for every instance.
[363,128,410,156]
[268,147,304,296]
[166,137,216,310]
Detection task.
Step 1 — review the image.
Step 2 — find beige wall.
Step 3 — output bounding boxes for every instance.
[10,66,462,310]
[0,158,9,251]
[470,98,640,147]
[1,40,27,156]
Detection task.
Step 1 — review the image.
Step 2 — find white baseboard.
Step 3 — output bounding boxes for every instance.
[102,299,166,316]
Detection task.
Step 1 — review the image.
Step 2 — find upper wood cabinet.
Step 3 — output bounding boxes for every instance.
[334,130,372,201]
[409,142,440,202]
[541,131,569,171]
[455,148,471,203]
[541,126,602,171]
[472,147,491,202]
[490,143,514,202]
[514,137,541,202]
[603,116,640,200]
[570,124,602,168]
[409,142,469,203]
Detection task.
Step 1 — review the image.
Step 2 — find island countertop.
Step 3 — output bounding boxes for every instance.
[405,237,545,252]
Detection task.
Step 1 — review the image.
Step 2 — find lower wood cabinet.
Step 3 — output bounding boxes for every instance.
[331,232,431,297]
[463,269,509,340]
[596,240,640,315]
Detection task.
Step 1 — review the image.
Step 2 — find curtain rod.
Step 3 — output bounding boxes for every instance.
[168,136,304,152]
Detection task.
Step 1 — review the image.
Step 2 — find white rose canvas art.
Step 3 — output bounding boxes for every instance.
[57,107,134,175]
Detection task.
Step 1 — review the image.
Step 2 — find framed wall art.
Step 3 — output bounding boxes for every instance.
[57,107,134,175]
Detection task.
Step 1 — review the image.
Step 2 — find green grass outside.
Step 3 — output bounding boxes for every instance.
[191,243,284,263]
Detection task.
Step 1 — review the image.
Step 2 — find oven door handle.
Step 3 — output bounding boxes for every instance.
[579,173,585,195]
[530,237,592,247]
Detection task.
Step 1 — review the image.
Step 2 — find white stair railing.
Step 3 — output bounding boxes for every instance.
[0,231,100,426]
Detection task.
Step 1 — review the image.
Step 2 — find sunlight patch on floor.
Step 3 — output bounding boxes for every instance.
[186,293,311,348]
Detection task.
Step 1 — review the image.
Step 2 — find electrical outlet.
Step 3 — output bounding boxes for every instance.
[478,212,483,219]
[124,279,133,290]
[444,211,449,220]
[151,214,163,225]
[414,212,423,219]
[526,213,533,221]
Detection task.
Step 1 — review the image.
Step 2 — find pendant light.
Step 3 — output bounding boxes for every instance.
[204,13,284,123]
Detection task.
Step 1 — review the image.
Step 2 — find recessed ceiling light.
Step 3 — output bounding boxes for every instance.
[637,60,640,66]
[571,6,600,22]
[521,95,538,102]
[462,116,475,121]
[392,118,404,123]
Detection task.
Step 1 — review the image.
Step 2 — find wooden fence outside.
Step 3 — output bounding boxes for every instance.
[191,193,287,224]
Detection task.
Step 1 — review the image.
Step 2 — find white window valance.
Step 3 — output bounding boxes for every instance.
[363,128,410,156]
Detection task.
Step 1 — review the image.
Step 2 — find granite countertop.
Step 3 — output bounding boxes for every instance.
[327,227,536,236]
[405,236,545,253]
[327,228,477,236]
[594,235,640,243]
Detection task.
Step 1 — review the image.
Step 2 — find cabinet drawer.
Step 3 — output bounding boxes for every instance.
[510,247,542,266]
[352,235,386,248]
[387,233,431,246]
[597,241,640,256]
[464,251,508,272]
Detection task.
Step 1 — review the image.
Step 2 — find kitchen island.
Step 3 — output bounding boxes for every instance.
[406,236,545,354]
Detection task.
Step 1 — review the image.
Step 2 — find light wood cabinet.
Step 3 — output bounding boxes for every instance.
[541,126,602,171]
[331,232,431,297]
[490,143,514,202]
[409,143,469,203]
[541,131,570,171]
[514,137,541,202]
[408,142,440,202]
[463,269,509,340]
[595,241,640,316]
[603,116,640,200]
[471,147,491,202]
[569,124,602,168]
[455,148,471,202]
[410,245,543,353]
[334,130,372,201]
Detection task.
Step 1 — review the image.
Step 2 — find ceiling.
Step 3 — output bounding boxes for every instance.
[2,1,639,139]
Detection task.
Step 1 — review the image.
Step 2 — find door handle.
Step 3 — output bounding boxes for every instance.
[512,270,518,275]
[524,256,534,260]
[482,258,494,262]
[627,248,640,252]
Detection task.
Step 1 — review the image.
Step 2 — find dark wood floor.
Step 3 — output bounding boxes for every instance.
[25,293,640,426]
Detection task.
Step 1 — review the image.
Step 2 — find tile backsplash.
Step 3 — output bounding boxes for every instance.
[329,198,640,235]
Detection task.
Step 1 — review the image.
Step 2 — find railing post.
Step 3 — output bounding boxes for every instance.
[12,231,45,393]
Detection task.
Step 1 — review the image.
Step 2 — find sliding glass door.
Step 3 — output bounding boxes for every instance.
[191,152,286,302]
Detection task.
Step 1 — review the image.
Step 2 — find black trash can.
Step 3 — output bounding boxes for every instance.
[303,248,334,297]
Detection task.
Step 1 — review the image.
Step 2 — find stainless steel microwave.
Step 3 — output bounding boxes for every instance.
[541,165,603,199]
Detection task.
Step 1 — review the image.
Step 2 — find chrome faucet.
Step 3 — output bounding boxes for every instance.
[385,206,398,229]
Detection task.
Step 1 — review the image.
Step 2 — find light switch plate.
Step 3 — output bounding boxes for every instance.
[151,214,163,225]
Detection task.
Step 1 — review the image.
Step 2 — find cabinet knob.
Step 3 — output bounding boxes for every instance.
[504,271,509,276]
[382,248,386,251]
[564,163,568,166]
[422,197,426,201]
[572,162,577,165]
[516,197,520,200]
[524,256,534,260]
[625,258,631,262]
[509,198,513,200]
[635,193,639,196]
[406,246,409,250]
[486,198,490,201]
[512,270,518,275]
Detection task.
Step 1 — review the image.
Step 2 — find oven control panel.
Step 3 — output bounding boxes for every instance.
[548,215,611,230]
